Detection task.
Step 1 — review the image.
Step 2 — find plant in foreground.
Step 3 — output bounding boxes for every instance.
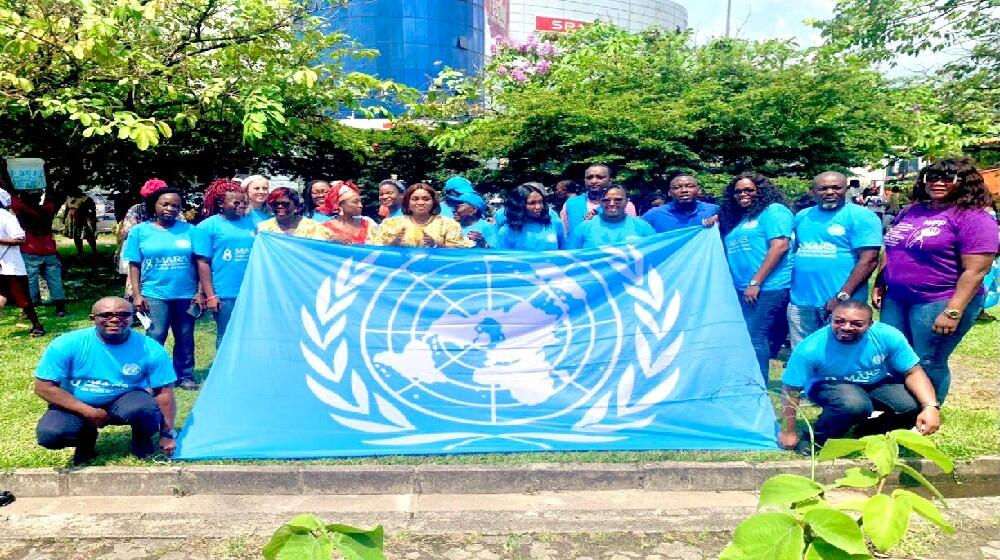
[721,429,955,559]
[262,514,384,560]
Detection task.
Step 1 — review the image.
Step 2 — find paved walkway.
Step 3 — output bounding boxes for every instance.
[2,492,998,559]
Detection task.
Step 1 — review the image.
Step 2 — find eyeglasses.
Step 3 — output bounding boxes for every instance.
[923,173,958,184]
[601,197,626,204]
[270,201,293,208]
[94,311,133,319]
[734,188,758,195]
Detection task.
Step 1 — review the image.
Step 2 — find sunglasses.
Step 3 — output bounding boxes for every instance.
[734,188,758,195]
[924,173,957,184]
[94,311,133,319]
[270,200,293,208]
[601,197,626,204]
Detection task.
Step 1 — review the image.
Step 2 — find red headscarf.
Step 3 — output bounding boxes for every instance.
[319,180,360,215]
[201,179,244,218]
[141,178,168,198]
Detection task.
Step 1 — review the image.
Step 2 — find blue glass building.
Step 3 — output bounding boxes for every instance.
[330,0,486,92]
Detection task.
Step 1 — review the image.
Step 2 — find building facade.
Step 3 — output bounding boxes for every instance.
[329,0,486,92]
[503,0,687,41]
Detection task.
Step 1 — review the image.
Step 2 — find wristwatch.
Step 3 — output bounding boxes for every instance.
[920,401,940,410]
[835,291,851,301]
[160,428,178,439]
[748,279,760,287]
[943,309,962,320]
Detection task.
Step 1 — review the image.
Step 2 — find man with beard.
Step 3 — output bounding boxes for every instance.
[567,187,654,248]
[642,174,719,233]
[34,297,177,465]
[787,171,882,346]
[779,301,941,455]
[560,165,636,237]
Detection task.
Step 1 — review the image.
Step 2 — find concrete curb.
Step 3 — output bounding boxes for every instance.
[2,456,997,498]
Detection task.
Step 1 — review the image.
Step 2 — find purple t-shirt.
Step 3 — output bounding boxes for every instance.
[884,204,999,303]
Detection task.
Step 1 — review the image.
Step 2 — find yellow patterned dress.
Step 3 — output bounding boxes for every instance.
[257,217,335,241]
[374,215,473,248]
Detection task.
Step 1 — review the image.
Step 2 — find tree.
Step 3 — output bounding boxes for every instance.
[0,0,413,195]
[814,0,1000,159]
[430,24,910,191]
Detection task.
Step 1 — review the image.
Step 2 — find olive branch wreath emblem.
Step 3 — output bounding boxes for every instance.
[302,247,682,450]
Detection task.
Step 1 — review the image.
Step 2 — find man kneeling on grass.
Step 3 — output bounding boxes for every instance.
[779,300,942,455]
[34,296,178,465]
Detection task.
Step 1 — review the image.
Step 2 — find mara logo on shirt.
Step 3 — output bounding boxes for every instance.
[122,363,142,377]
[222,249,233,262]
[175,239,192,249]
[826,224,847,236]
[742,219,759,229]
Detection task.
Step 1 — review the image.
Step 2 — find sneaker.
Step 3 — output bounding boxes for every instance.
[29,327,46,337]
[177,379,200,391]
[72,445,97,466]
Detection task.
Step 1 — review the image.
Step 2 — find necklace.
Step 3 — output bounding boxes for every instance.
[409,215,433,226]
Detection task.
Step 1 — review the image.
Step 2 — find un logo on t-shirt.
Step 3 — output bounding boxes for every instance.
[121,363,141,377]
[827,224,847,236]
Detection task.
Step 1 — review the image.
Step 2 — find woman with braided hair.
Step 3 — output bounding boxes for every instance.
[194,179,257,348]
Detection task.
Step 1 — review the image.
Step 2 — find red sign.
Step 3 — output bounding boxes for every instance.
[535,16,587,33]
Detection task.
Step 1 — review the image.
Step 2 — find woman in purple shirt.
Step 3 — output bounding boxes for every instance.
[873,158,999,402]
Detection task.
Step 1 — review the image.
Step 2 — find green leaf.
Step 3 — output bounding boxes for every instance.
[892,489,953,533]
[805,508,870,555]
[890,430,954,473]
[759,474,825,507]
[863,493,912,552]
[155,121,172,139]
[261,525,294,560]
[720,512,804,560]
[818,438,867,461]
[804,539,872,560]
[278,532,328,559]
[895,462,946,501]
[834,467,879,488]
[285,514,324,533]
[832,497,870,512]
[863,435,897,477]
[327,524,385,560]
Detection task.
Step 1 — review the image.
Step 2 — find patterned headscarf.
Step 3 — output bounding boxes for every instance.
[319,180,360,215]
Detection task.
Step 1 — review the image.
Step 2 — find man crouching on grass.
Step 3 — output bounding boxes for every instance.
[779,300,942,455]
[34,297,177,465]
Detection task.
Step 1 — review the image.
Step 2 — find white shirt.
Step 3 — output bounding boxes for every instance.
[0,208,26,276]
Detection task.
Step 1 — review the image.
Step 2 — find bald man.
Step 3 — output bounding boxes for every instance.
[787,171,882,347]
[34,297,178,465]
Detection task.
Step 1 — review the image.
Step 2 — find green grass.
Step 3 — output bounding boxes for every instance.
[1,237,996,468]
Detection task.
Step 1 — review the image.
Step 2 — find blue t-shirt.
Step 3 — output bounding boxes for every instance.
[194,215,257,299]
[493,206,560,228]
[462,219,499,248]
[724,203,794,290]
[308,212,334,224]
[568,215,655,249]
[35,327,177,406]
[790,203,883,307]
[642,201,719,233]
[248,208,271,227]
[782,322,919,393]
[122,222,207,300]
[497,220,566,250]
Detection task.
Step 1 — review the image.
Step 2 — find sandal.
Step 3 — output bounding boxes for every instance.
[29,327,46,337]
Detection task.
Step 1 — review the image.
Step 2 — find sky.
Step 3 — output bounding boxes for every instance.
[682,0,957,77]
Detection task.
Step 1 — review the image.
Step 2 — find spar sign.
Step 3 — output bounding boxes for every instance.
[535,16,587,33]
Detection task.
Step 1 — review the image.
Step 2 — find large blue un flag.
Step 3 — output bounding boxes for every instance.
[176,227,778,458]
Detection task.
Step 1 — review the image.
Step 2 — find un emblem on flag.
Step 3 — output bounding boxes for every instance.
[302,248,683,450]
